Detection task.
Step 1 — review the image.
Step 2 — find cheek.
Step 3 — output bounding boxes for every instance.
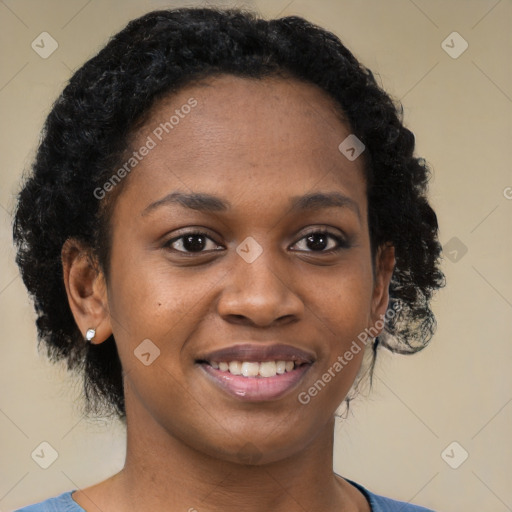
[304,261,374,380]
[108,254,186,327]
[106,255,221,371]
[309,262,374,330]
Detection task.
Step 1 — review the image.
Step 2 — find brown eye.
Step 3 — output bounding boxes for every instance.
[305,233,329,251]
[291,230,348,253]
[165,232,223,253]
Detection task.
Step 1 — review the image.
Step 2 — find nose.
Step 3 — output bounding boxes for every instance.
[217,250,304,327]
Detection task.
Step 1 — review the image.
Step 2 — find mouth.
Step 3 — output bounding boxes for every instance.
[195,343,315,401]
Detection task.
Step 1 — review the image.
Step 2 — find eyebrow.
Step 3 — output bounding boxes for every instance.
[142,191,229,216]
[142,191,360,219]
[289,192,361,219]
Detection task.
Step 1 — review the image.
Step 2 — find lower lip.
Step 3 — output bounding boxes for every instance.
[198,363,312,401]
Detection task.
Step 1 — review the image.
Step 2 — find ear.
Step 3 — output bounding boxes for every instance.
[61,238,112,344]
[369,243,395,332]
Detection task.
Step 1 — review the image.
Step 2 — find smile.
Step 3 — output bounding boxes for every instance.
[209,360,297,377]
[198,360,312,401]
[195,343,315,401]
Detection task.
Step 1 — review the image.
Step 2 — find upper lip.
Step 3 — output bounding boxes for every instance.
[196,343,316,364]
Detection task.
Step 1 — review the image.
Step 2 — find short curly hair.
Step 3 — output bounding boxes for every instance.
[13,7,445,421]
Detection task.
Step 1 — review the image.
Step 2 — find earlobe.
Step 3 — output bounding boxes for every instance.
[61,239,112,344]
[370,243,396,330]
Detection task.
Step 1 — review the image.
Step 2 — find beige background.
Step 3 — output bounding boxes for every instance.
[1,0,511,510]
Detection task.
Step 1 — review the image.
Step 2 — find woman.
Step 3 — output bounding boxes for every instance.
[13,7,444,511]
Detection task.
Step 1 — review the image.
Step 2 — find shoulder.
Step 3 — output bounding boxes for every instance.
[367,491,436,512]
[344,478,437,512]
[13,490,85,512]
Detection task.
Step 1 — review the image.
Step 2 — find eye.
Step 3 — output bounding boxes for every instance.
[164,231,223,253]
[290,230,348,253]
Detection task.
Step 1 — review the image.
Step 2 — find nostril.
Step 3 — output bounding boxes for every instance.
[222,313,250,325]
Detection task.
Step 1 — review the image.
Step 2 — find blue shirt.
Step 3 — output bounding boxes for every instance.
[13,480,436,511]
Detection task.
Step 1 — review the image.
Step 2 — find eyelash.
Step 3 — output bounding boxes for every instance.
[163,229,349,255]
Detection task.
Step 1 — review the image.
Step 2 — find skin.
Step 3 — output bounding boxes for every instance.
[62,75,395,512]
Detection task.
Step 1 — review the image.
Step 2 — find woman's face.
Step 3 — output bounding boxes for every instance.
[102,75,393,463]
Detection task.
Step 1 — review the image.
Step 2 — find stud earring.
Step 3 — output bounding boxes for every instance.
[85,328,96,342]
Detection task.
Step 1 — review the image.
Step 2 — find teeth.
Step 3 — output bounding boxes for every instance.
[241,362,260,377]
[209,360,298,377]
[228,361,242,375]
[259,361,276,377]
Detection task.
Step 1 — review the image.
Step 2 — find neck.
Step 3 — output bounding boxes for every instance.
[116,405,366,511]
[76,392,369,512]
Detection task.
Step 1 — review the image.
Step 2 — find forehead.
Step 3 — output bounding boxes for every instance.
[119,74,366,213]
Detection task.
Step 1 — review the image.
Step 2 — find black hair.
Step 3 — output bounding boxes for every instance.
[13,7,445,421]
